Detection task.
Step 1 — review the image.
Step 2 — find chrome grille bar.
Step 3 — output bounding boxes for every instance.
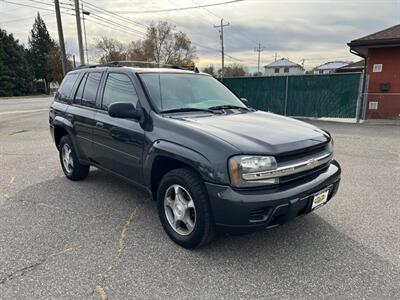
[242,151,333,181]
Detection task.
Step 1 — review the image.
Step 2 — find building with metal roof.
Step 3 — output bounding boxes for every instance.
[264,58,304,76]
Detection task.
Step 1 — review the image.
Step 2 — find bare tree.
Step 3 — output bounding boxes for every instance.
[47,44,73,83]
[218,63,247,77]
[95,22,197,66]
[94,36,126,63]
[202,65,216,76]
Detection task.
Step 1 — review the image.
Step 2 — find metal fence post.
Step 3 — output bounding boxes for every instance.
[355,73,364,122]
[284,75,288,116]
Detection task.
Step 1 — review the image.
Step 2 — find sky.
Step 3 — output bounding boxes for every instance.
[1,0,399,72]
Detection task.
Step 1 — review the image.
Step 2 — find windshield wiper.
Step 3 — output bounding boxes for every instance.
[161,107,219,114]
[208,105,249,111]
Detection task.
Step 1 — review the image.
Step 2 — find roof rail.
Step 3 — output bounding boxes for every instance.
[110,60,199,73]
[75,62,122,69]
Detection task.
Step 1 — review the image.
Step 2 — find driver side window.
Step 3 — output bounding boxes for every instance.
[102,73,138,110]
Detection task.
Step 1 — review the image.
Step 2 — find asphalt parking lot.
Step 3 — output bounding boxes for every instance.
[0,96,399,299]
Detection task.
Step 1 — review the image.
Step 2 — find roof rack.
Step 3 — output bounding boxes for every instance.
[110,60,199,73]
[75,62,122,69]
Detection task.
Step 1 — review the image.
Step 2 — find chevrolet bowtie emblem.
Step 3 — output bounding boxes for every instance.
[307,158,318,169]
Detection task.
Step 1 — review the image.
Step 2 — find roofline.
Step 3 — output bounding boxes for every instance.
[348,38,400,48]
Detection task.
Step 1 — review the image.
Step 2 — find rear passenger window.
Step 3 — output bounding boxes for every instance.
[81,72,102,107]
[102,73,138,110]
[74,73,88,104]
[57,73,79,102]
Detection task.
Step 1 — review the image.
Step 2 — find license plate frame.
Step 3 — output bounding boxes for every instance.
[311,188,330,210]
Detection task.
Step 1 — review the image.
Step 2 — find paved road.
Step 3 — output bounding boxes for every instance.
[0,97,399,299]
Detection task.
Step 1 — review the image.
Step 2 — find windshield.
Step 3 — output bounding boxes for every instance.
[139,73,247,112]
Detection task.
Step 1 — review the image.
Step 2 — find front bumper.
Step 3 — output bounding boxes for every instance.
[206,160,341,234]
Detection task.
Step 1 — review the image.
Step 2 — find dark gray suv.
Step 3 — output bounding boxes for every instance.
[49,65,341,249]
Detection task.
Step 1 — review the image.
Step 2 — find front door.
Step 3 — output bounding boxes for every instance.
[91,72,145,184]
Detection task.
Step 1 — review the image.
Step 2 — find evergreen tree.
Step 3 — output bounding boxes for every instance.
[28,12,55,92]
[0,28,34,96]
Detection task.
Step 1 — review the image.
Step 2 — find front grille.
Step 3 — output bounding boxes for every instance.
[279,162,330,184]
[275,142,332,186]
[276,142,329,164]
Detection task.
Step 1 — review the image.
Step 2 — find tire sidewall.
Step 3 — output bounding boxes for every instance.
[157,171,209,249]
[59,135,78,179]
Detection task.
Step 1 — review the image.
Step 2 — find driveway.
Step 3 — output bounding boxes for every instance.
[0,97,399,299]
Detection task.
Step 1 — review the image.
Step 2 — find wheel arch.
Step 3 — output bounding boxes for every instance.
[144,140,217,200]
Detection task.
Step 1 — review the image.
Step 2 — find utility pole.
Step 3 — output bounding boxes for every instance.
[254,43,265,75]
[273,52,278,61]
[54,0,66,76]
[81,3,89,64]
[300,58,305,68]
[74,0,85,65]
[214,18,230,81]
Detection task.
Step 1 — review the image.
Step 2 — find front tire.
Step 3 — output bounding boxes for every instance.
[157,168,215,249]
[59,135,89,181]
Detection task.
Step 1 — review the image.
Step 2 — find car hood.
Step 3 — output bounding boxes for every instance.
[175,111,330,154]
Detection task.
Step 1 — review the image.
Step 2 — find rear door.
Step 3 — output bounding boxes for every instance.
[91,71,145,184]
[66,71,103,161]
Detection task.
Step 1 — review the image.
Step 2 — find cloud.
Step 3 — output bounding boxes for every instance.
[1,0,399,69]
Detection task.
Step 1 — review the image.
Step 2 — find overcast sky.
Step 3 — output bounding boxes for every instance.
[1,0,399,71]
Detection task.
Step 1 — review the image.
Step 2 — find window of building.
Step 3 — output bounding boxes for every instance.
[369,101,378,110]
[284,67,289,73]
[274,68,279,74]
[102,73,139,110]
[373,64,382,73]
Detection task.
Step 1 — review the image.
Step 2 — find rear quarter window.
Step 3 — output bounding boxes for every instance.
[56,73,79,102]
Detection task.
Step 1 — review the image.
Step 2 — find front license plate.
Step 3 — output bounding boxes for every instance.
[312,189,329,210]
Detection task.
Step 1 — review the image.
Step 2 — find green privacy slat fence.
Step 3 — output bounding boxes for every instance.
[223,73,362,118]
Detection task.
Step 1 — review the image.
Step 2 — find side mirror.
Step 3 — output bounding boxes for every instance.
[240,97,250,107]
[108,102,143,121]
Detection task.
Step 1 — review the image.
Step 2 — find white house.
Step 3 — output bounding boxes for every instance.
[264,58,304,76]
[313,61,349,74]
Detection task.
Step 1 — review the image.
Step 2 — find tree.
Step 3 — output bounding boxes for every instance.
[252,71,263,77]
[218,63,247,77]
[202,65,216,76]
[94,36,127,63]
[143,21,197,65]
[47,44,73,84]
[0,28,34,96]
[28,12,56,92]
[95,21,197,66]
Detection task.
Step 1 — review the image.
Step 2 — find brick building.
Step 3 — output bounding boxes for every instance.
[348,24,400,119]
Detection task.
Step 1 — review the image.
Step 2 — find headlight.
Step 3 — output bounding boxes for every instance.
[228,155,278,187]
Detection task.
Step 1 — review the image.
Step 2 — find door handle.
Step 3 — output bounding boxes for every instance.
[96,121,104,128]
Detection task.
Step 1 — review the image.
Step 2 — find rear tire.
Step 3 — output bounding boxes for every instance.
[157,168,215,249]
[59,135,89,181]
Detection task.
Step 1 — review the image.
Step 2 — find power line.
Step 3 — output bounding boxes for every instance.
[88,13,145,37]
[191,0,220,19]
[81,0,148,30]
[0,12,54,24]
[190,0,259,46]
[1,0,73,14]
[85,17,140,36]
[109,0,244,14]
[26,0,73,11]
